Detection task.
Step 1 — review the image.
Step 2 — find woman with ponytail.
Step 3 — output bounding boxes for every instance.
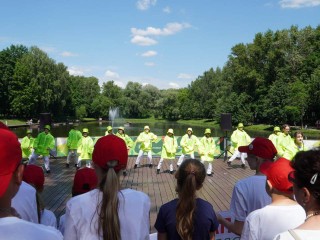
[64,135,151,240]
[155,159,219,240]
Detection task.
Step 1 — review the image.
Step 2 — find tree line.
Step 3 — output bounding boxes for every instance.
[0,25,319,126]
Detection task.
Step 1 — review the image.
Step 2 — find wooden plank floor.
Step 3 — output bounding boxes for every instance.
[41,156,253,233]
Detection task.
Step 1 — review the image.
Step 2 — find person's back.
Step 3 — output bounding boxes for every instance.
[155,159,219,240]
[64,188,150,239]
[64,135,151,240]
[241,158,305,240]
[11,181,38,223]
[0,217,62,240]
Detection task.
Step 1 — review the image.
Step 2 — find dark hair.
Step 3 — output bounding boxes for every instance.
[282,124,290,130]
[175,159,206,240]
[291,149,320,205]
[96,165,121,240]
[293,131,304,138]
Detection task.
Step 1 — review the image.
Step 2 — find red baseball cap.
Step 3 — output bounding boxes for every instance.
[0,128,22,197]
[92,135,128,172]
[23,165,45,191]
[238,137,277,159]
[72,167,98,195]
[265,158,294,193]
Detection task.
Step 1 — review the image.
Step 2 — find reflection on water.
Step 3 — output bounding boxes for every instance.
[11,121,274,139]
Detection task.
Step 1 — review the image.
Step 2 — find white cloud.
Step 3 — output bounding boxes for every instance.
[60,51,78,57]
[68,67,85,76]
[131,22,191,37]
[105,70,120,79]
[144,62,155,66]
[169,82,180,89]
[279,0,320,8]
[177,73,193,79]
[141,50,157,57]
[136,0,157,10]
[114,81,125,88]
[131,35,158,46]
[40,46,56,53]
[163,6,171,13]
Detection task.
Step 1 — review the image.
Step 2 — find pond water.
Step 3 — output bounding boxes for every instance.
[11,120,272,139]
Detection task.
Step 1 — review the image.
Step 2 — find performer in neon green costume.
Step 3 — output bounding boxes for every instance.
[134,126,157,169]
[268,126,281,147]
[116,126,134,176]
[283,131,308,160]
[156,128,178,174]
[105,126,113,135]
[21,129,34,164]
[177,128,200,167]
[77,128,94,168]
[227,123,251,168]
[66,124,82,168]
[199,128,216,176]
[276,124,292,158]
[29,125,55,173]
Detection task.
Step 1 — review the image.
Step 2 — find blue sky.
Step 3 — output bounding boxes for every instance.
[0,0,319,89]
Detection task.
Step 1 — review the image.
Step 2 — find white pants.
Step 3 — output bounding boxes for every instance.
[67,150,78,165]
[135,150,152,165]
[29,153,50,171]
[77,159,92,168]
[228,150,247,164]
[201,160,213,174]
[177,153,195,166]
[157,158,174,171]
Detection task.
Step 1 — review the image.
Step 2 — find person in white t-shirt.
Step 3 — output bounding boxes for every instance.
[11,180,38,223]
[22,164,57,228]
[0,123,62,240]
[274,150,320,240]
[58,167,98,234]
[64,135,151,240]
[217,137,277,236]
[241,158,305,240]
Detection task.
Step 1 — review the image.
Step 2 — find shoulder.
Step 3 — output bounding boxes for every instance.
[121,189,150,202]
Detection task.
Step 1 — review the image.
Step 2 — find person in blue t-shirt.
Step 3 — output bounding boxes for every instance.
[155,158,219,240]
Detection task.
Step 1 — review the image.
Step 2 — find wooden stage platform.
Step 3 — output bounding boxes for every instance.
[42,156,253,233]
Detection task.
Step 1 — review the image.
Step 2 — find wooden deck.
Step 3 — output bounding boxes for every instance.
[41,156,253,233]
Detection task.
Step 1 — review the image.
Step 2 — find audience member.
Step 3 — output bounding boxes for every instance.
[64,135,151,240]
[23,164,57,228]
[241,158,305,240]
[58,167,98,234]
[0,126,62,239]
[218,138,276,235]
[274,149,320,239]
[155,159,219,240]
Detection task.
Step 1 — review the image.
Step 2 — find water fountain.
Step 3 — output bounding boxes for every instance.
[108,107,119,128]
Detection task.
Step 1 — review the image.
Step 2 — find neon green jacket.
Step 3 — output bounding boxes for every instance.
[199,136,216,162]
[116,133,134,148]
[283,139,308,160]
[136,131,157,151]
[268,133,280,148]
[230,129,251,150]
[21,136,34,158]
[33,132,55,156]
[77,136,94,160]
[161,135,178,159]
[276,133,292,157]
[180,134,199,155]
[67,129,82,150]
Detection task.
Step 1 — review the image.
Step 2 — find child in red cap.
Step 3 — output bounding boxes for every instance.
[0,126,62,239]
[23,165,57,228]
[64,135,151,240]
[218,137,276,235]
[241,158,305,240]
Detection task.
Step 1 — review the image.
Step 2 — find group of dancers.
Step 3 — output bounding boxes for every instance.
[20,122,307,176]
